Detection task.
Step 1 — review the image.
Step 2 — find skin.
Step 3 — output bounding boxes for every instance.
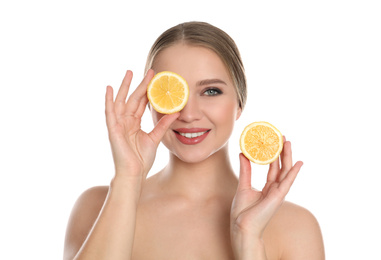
[64,43,325,259]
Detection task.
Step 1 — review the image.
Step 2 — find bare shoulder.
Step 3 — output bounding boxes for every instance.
[77,185,109,205]
[274,201,321,228]
[69,186,109,219]
[64,186,109,260]
[264,201,325,260]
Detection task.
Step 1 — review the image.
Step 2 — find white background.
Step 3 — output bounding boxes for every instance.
[1,0,380,259]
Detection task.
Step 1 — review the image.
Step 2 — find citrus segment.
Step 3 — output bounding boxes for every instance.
[240,121,283,165]
[147,71,189,114]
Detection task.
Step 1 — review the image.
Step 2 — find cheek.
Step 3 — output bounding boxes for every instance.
[207,99,239,126]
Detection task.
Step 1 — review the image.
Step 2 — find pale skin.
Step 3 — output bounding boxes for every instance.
[64,43,325,259]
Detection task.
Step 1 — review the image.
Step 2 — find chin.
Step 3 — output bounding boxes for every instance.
[168,142,229,165]
[172,150,212,164]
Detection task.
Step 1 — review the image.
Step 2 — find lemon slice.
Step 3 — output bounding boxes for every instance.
[147,71,189,114]
[240,121,283,165]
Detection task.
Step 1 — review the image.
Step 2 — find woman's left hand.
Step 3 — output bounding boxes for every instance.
[230,138,303,244]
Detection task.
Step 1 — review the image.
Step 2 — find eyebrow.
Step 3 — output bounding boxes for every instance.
[196,79,227,87]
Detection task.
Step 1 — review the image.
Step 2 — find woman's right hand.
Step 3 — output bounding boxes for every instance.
[105,69,179,180]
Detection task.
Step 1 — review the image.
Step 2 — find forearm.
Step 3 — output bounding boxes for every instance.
[232,232,268,260]
[74,175,142,260]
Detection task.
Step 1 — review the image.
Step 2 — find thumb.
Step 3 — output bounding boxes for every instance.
[148,112,180,145]
[238,153,252,191]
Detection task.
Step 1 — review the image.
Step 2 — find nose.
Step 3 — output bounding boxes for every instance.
[177,94,202,123]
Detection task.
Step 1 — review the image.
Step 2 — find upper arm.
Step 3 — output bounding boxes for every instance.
[63,186,109,260]
[269,202,325,260]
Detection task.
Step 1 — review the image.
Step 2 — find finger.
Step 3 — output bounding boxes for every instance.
[279,141,293,181]
[267,134,284,182]
[105,85,117,128]
[279,161,303,194]
[134,91,149,119]
[267,156,280,183]
[115,70,133,105]
[148,112,180,145]
[126,69,154,116]
[237,153,252,192]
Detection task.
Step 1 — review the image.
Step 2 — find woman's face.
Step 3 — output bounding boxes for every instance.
[151,43,241,163]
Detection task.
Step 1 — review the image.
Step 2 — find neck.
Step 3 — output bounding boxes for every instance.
[158,146,238,201]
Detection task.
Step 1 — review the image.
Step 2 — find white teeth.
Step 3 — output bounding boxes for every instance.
[179,131,208,138]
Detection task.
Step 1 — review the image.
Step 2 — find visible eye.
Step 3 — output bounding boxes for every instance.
[203,88,222,96]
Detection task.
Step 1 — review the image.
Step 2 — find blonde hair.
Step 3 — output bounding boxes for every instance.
[145,21,247,110]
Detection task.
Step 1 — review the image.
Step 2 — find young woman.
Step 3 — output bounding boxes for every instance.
[64,22,325,260]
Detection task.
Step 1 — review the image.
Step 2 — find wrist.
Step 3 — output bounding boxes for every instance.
[111,170,144,184]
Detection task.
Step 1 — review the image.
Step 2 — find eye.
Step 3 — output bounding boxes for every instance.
[203,88,222,96]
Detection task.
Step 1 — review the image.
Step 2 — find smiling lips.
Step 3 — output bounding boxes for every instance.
[173,128,211,145]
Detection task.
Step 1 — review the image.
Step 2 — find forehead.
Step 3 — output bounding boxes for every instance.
[152,43,233,86]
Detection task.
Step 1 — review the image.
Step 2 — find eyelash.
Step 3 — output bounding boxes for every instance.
[203,88,223,96]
